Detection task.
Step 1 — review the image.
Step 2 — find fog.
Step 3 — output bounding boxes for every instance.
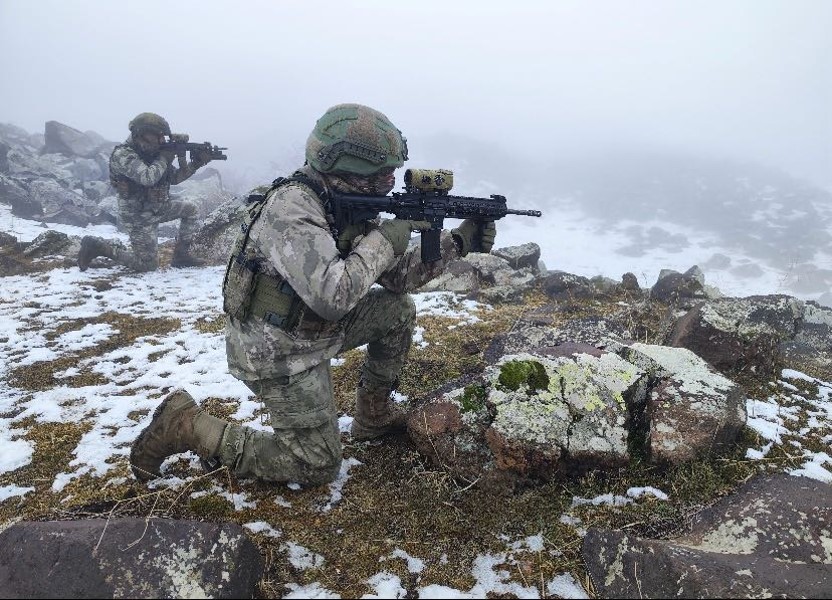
[1,0,830,193]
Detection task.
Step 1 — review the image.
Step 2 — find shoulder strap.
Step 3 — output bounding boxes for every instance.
[246,170,328,204]
[226,172,329,277]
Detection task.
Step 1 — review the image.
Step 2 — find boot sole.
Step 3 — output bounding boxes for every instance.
[130,389,194,481]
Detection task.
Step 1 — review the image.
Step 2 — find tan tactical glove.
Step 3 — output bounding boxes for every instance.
[378,219,431,256]
[191,149,213,168]
[452,219,496,257]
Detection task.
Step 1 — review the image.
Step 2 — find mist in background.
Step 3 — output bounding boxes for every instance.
[2,0,831,301]
[1,0,829,192]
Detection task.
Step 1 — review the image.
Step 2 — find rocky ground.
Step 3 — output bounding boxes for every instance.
[0,235,829,598]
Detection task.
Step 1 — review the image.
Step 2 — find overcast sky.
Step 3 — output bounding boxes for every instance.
[1,0,830,189]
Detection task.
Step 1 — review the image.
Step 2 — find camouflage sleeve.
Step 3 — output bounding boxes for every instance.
[109,146,171,187]
[376,230,463,293]
[253,184,398,322]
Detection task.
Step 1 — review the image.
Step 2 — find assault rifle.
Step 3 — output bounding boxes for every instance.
[330,168,542,263]
[160,133,228,160]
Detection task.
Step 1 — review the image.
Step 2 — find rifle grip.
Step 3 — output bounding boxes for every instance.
[420,228,442,263]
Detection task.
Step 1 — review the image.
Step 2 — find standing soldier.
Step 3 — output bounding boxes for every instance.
[130,103,496,486]
[77,112,213,271]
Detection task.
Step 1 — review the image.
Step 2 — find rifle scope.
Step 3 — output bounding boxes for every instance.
[404,168,454,194]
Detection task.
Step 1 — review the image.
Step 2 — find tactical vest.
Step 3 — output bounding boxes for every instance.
[109,144,170,205]
[222,172,352,335]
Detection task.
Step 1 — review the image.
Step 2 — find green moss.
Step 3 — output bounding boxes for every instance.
[460,385,487,413]
[498,360,550,394]
[189,494,233,520]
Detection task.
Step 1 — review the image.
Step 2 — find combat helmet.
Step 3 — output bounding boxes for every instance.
[128,112,171,136]
[306,104,408,176]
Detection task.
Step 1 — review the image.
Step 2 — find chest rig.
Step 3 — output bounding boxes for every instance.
[109,144,171,206]
[221,172,366,333]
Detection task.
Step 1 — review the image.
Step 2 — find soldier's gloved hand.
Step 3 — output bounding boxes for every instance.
[159,149,176,164]
[378,219,431,256]
[452,219,497,256]
[192,148,213,168]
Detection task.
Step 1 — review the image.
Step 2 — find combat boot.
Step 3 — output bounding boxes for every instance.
[170,245,207,268]
[130,389,227,481]
[350,378,408,441]
[77,236,113,271]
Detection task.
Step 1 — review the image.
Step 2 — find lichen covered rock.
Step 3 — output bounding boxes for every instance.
[407,341,747,487]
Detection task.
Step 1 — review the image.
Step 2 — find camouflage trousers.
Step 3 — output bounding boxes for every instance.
[110,198,200,272]
[217,288,416,486]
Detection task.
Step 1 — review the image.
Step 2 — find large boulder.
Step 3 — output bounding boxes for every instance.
[22,230,81,258]
[63,156,105,182]
[186,193,248,265]
[0,122,116,228]
[611,340,746,464]
[667,295,832,378]
[12,179,104,226]
[42,120,113,158]
[483,311,630,366]
[650,265,717,308]
[418,243,542,301]
[0,174,29,206]
[420,259,481,293]
[491,242,541,271]
[170,168,236,219]
[4,146,75,181]
[582,473,832,598]
[0,122,39,149]
[0,518,264,598]
[407,340,746,488]
[539,271,634,302]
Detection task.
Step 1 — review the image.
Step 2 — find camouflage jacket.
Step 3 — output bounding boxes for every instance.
[225,166,463,380]
[109,136,199,216]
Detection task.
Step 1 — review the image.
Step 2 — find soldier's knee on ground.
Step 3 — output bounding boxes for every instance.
[291,426,342,487]
[299,458,342,487]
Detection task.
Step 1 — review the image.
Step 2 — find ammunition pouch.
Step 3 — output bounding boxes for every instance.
[249,270,302,330]
[248,269,336,337]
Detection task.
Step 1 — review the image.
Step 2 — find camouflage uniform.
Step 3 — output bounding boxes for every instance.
[107,138,202,272]
[219,166,462,485]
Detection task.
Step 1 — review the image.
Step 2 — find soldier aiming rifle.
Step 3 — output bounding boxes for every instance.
[77,112,226,271]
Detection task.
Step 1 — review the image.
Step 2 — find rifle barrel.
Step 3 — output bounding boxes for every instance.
[506,209,542,217]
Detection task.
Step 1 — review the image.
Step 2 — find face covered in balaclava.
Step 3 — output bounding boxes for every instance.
[326,167,397,197]
[133,130,166,158]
